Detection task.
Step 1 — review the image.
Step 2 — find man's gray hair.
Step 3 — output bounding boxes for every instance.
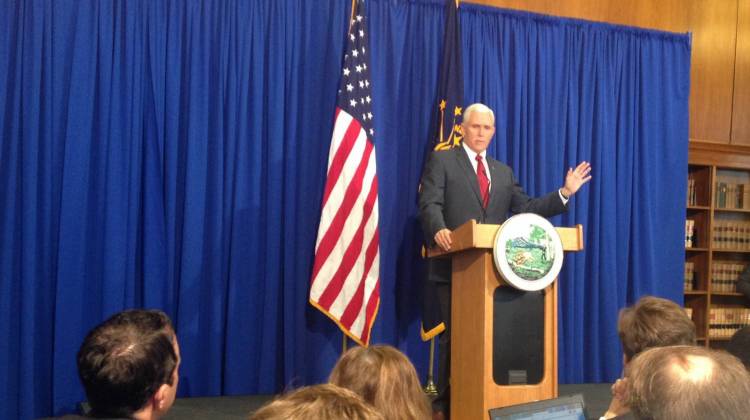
[625,345,750,420]
[463,103,495,125]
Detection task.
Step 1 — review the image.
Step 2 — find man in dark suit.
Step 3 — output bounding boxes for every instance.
[419,103,591,417]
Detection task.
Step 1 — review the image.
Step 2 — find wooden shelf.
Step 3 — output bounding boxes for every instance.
[714,208,750,213]
[707,336,732,341]
[687,144,750,347]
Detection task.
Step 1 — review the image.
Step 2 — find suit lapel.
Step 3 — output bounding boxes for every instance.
[453,147,484,208]
[487,158,501,208]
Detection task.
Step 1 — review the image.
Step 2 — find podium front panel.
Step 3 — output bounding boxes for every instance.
[492,288,545,385]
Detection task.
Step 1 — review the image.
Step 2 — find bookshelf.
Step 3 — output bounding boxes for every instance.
[686,142,750,346]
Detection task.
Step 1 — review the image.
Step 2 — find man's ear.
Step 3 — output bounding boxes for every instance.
[152,384,170,410]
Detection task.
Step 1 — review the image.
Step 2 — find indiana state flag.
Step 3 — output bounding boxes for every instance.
[422,0,464,341]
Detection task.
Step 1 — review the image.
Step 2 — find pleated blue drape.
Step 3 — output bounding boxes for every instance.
[458,4,690,382]
[0,0,689,417]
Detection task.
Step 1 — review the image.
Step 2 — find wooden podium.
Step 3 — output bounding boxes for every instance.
[426,220,584,420]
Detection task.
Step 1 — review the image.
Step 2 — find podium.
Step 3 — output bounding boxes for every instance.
[426,220,584,420]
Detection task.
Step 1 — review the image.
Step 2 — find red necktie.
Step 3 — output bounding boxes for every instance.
[476,155,489,208]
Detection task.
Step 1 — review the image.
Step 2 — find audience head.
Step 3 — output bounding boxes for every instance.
[249,384,384,420]
[329,345,431,420]
[727,325,750,370]
[625,345,750,420]
[617,296,696,361]
[77,309,180,419]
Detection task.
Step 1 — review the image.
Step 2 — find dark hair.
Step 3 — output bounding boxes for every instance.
[250,384,385,420]
[617,296,696,360]
[727,325,750,371]
[77,309,178,418]
[625,345,750,420]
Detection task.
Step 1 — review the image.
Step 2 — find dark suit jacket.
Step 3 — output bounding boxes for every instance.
[419,146,567,282]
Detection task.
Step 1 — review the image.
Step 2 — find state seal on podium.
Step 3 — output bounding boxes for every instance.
[493,213,564,291]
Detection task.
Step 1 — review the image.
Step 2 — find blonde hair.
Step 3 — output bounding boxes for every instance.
[249,384,384,420]
[329,345,432,420]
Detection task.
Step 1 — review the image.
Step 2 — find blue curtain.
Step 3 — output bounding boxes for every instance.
[0,0,689,417]
[458,4,690,382]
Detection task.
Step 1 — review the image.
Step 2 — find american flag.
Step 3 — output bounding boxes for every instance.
[309,1,380,346]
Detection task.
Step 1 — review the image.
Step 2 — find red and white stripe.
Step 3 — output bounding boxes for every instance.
[310,109,380,346]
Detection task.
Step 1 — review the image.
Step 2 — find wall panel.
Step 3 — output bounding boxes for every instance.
[466,0,688,32]
[733,0,750,145]
[468,0,740,144]
[688,0,737,143]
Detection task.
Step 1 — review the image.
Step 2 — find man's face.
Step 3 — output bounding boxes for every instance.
[461,111,495,154]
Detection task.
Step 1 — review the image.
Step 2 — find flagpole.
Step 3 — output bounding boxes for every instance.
[421,0,462,397]
[424,337,439,395]
[342,333,348,353]
[309,0,380,350]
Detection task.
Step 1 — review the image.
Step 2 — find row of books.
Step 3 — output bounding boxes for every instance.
[711,221,750,250]
[685,219,696,248]
[708,307,750,338]
[685,307,693,320]
[687,178,697,206]
[711,262,748,293]
[715,182,750,210]
[684,262,695,291]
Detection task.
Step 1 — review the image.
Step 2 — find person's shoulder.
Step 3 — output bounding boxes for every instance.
[486,154,503,164]
[429,147,462,158]
[487,155,510,171]
[425,147,462,166]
